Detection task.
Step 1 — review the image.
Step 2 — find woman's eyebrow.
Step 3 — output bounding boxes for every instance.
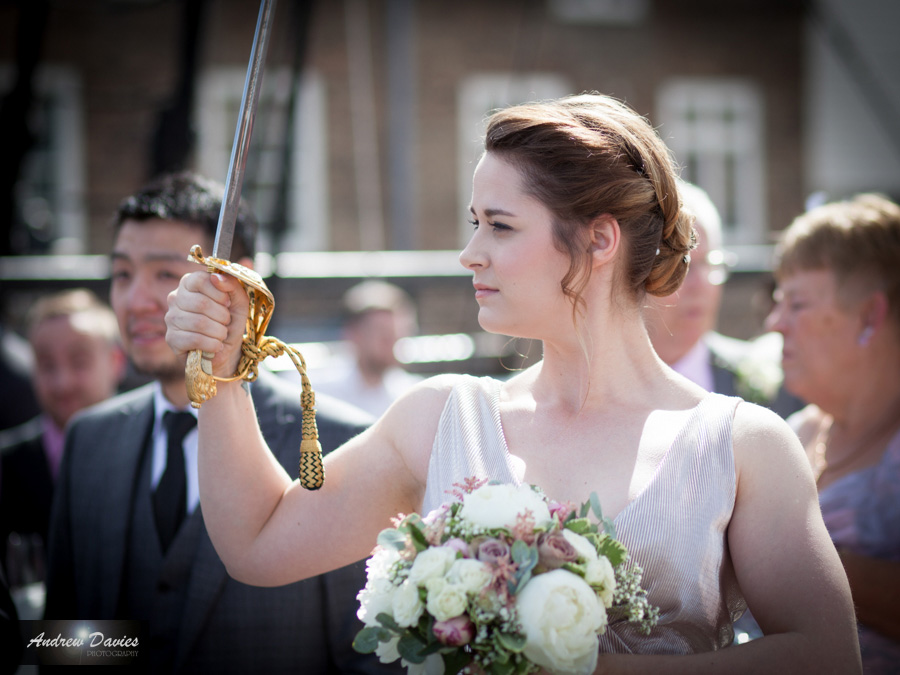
[469,206,517,218]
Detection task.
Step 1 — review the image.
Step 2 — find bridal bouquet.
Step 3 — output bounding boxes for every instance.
[353,478,658,675]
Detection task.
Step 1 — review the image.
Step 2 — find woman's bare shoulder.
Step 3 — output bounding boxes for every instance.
[731,400,816,489]
[378,373,486,457]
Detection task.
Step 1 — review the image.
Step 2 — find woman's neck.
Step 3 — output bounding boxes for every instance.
[526,307,672,412]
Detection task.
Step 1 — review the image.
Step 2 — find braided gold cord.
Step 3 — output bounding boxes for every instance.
[185,245,324,489]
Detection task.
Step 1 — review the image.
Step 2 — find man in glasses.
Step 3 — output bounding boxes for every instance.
[644,181,802,417]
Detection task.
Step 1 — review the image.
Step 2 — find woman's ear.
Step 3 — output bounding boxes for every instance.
[589,214,620,268]
[858,290,889,344]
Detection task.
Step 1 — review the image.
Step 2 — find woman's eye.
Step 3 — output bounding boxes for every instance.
[468,219,479,230]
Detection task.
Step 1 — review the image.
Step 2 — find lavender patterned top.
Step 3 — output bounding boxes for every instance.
[423,375,745,654]
[818,428,900,674]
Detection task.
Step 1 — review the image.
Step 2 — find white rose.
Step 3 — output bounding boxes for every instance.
[392,579,425,627]
[374,635,400,663]
[408,546,457,585]
[425,578,468,622]
[446,558,492,595]
[517,569,608,675]
[461,483,551,531]
[366,545,402,578]
[356,575,396,626]
[584,556,616,608]
[405,652,445,675]
[562,528,599,563]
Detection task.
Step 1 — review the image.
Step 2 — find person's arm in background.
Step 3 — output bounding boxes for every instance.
[839,549,900,642]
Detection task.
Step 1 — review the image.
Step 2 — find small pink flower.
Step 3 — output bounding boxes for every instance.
[433,615,475,646]
[444,538,469,558]
[548,500,576,522]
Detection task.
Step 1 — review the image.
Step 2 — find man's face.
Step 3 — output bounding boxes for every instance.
[31,315,123,429]
[645,222,725,364]
[110,219,210,383]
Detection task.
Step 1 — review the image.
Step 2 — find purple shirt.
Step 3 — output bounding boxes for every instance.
[41,415,66,481]
[819,429,900,674]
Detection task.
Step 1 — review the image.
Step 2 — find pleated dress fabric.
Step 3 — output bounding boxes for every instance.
[422,375,745,655]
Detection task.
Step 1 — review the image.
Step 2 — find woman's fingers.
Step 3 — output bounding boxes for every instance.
[165,271,249,374]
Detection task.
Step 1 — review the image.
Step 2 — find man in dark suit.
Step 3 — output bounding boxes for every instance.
[44,172,399,673]
[645,181,804,418]
[1,289,124,591]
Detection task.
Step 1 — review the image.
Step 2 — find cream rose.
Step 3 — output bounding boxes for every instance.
[446,558,492,595]
[424,577,468,622]
[407,545,457,585]
[356,575,396,626]
[460,483,551,531]
[516,569,608,675]
[562,528,599,562]
[585,556,616,607]
[357,546,403,625]
[392,579,425,627]
[374,635,400,663]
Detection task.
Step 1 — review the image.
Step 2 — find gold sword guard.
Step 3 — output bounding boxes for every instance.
[184,244,324,489]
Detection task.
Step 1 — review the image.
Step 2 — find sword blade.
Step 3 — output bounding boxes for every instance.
[213,0,278,260]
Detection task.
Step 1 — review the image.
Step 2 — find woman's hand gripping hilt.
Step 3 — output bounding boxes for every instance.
[184,245,324,489]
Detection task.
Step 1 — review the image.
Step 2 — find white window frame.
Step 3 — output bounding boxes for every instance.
[656,78,767,245]
[0,64,87,254]
[457,73,572,247]
[196,67,328,254]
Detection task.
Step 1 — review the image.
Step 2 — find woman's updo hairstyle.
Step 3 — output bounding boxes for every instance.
[484,93,695,309]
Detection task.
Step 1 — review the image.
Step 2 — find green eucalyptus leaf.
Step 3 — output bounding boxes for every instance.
[495,631,526,653]
[491,657,515,675]
[589,492,604,521]
[397,632,427,663]
[442,650,472,674]
[376,527,407,551]
[408,520,430,552]
[352,626,383,653]
[510,540,539,593]
[375,612,402,632]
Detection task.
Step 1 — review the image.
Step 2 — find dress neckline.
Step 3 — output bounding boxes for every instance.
[484,377,722,524]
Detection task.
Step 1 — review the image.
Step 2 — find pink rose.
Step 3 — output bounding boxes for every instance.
[433,615,475,646]
[537,531,578,570]
[476,538,510,564]
[548,500,575,523]
[444,538,469,558]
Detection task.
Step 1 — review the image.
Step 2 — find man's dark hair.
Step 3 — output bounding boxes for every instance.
[112,171,258,259]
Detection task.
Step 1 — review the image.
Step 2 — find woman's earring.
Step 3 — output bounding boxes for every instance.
[858,326,874,346]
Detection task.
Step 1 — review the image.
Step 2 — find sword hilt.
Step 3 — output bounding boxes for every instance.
[185,245,324,490]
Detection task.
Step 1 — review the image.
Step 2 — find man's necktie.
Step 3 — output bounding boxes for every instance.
[153,411,196,553]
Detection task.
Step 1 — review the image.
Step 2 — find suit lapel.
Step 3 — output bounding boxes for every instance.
[97,391,154,617]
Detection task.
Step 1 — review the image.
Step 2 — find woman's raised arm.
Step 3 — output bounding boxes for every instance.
[165,270,442,586]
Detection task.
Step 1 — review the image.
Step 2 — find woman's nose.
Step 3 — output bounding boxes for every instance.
[764,303,784,333]
[459,233,485,270]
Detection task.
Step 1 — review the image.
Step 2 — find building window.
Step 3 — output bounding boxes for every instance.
[1,64,87,254]
[547,0,650,25]
[196,67,327,254]
[656,78,767,245]
[457,73,572,247]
